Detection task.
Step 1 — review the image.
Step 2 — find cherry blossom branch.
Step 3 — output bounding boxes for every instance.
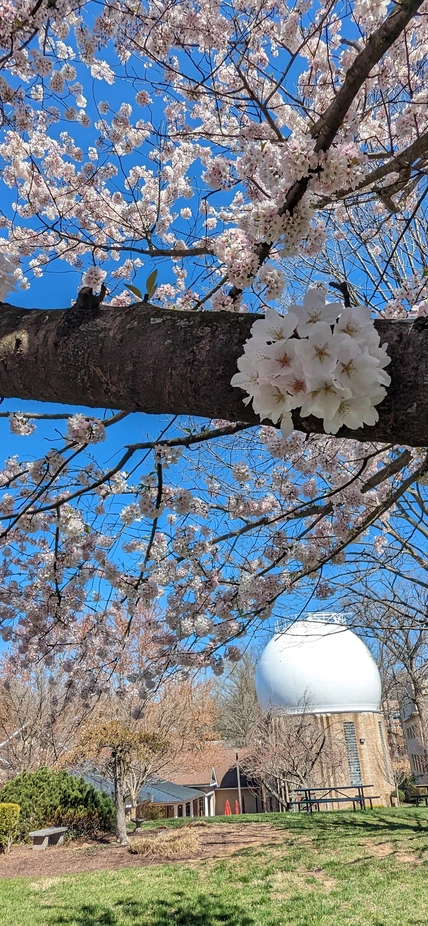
[236,451,428,626]
[318,130,428,206]
[126,422,251,452]
[296,452,428,579]
[0,410,130,424]
[228,0,425,300]
[0,302,427,445]
[209,449,410,549]
[311,0,425,152]
[3,423,251,519]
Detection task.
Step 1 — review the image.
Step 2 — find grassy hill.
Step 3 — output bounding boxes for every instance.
[1,808,428,925]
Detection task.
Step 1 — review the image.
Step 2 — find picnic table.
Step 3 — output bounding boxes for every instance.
[406,791,428,807]
[28,826,68,850]
[290,784,380,812]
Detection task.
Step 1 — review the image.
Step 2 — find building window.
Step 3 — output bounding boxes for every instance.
[343,721,362,785]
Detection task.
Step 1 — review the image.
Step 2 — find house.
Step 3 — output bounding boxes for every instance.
[76,767,213,818]
[164,745,260,815]
[137,779,215,818]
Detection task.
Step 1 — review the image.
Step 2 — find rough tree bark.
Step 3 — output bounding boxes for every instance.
[0,302,427,446]
[113,755,130,847]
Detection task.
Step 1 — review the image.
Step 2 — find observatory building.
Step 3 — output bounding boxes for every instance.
[256,615,392,807]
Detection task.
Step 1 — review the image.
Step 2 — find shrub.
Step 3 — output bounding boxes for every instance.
[129,828,200,859]
[390,790,405,803]
[0,803,20,853]
[0,768,114,841]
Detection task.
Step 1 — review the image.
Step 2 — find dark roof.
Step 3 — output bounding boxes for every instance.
[138,779,207,804]
[164,745,251,789]
[217,765,250,789]
[76,768,207,806]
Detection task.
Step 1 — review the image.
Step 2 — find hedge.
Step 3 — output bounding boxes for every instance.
[0,803,20,853]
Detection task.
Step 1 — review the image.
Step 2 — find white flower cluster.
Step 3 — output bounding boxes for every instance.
[9,413,36,437]
[66,414,106,444]
[231,289,391,437]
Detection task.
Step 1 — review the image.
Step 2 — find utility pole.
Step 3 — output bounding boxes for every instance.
[236,751,242,814]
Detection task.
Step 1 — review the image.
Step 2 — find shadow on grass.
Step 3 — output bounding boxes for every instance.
[52,891,255,926]
[283,809,428,838]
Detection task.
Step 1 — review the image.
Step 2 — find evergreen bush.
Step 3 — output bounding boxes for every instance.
[0,768,114,841]
[0,803,20,853]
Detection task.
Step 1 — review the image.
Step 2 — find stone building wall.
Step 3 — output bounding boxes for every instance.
[401,708,428,784]
[314,711,392,806]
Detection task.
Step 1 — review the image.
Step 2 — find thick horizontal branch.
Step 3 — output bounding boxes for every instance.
[0,302,427,446]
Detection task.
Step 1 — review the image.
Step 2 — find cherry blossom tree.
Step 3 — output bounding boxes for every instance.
[1,0,428,691]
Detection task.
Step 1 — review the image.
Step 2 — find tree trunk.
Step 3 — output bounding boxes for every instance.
[0,302,428,445]
[115,789,129,846]
[113,757,130,846]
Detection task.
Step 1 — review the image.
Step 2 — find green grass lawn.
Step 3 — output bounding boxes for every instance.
[2,808,428,926]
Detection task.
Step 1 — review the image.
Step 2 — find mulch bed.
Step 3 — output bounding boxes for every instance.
[0,823,285,879]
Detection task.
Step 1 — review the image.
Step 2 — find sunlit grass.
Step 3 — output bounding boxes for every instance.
[1,808,428,925]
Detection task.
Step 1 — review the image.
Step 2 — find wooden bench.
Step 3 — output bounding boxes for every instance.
[28,826,67,850]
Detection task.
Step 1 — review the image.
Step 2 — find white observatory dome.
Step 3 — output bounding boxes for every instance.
[256,618,381,714]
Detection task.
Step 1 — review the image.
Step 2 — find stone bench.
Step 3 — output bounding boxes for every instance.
[29,826,68,850]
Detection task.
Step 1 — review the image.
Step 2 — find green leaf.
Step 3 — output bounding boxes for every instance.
[124,283,143,299]
[145,269,158,299]
[423,267,428,277]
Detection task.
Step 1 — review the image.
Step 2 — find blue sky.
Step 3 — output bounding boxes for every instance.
[0,2,402,670]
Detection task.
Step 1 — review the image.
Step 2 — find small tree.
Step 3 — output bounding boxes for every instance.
[71,722,168,846]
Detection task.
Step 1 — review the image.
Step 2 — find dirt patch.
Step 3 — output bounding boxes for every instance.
[29,877,65,891]
[395,852,422,866]
[0,823,286,880]
[269,867,337,898]
[308,868,338,890]
[367,842,395,858]
[356,841,423,866]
